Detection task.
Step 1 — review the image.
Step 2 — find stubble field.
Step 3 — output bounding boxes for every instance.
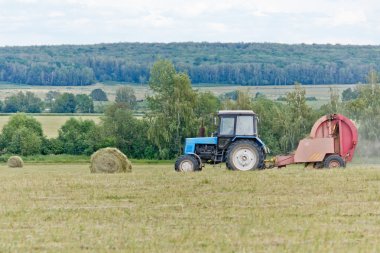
[0,82,356,101]
[1,163,380,252]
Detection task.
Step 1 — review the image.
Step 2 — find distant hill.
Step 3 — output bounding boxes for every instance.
[0,42,379,86]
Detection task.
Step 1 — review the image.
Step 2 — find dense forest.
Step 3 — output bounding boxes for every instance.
[1,42,380,86]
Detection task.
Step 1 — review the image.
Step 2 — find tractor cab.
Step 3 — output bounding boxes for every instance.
[217,110,258,137]
[175,110,267,172]
[216,110,259,151]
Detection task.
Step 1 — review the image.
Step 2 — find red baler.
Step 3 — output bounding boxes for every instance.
[273,114,358,168]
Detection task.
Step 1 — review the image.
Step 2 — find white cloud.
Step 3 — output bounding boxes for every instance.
[48,11,65,18]
[316,10,367,27]
[0,0,379,45]
[207,22,228,33]
[142,12,174,28]
[180,2,210,17]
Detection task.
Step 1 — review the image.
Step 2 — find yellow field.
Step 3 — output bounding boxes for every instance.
[1,163,380,252]
[0,83,150,101]
[0,115,102,138]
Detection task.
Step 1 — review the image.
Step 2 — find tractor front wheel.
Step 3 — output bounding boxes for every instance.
[226,140,264,171]
[323,155,345,168]
[175,155,200,172]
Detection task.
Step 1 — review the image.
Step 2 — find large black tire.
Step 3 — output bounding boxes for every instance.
[226,140,265,171]
[175,155,200,172]
[323,155,345,169]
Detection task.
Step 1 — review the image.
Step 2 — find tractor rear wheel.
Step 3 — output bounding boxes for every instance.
[175,155,200,172]
[226,140,264,171]
[323,155,345,168]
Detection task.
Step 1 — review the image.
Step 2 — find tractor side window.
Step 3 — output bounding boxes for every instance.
[220,117,235,136]
[236,116,254,135]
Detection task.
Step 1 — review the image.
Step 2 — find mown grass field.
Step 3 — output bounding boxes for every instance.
[0,115,102,138]
[1,163,380,252]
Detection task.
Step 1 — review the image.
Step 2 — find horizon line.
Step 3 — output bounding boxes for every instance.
[1,41,380,48]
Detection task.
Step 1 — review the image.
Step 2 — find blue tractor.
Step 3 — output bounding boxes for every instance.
[175,110,268,172]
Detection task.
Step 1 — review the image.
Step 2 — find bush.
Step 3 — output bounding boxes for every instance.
[306,96,318,101]
[255,92,266,99]
[101,103,158,159]
[51,93,76,113]
[90,88,108,101]
[8,127,42,156]
[3,92,43,113]
[221,90,238,101]
[75,94,94,113]
[342,87,359,101]
[115,87,137,109]
[0,114,44,155]
[57,118,101,155]
[42,138,64,155]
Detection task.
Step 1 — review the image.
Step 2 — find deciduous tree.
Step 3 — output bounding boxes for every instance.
[0,114,44,155]
[90,88,108,101]
[51,93,76,113]
[147,60,198,158]
[3,92,43,113]
[115,87,137,109]
[75,94,94,113]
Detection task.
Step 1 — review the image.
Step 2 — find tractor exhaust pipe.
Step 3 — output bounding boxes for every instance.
[198,120,205,137]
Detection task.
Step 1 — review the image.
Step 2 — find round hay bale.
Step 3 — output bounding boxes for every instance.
[90,148,132,173]
[7,156,24,168]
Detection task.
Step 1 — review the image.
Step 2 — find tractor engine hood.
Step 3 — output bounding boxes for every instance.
[184,137,218,154]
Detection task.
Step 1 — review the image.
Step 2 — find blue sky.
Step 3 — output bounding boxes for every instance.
[0,0,379,46]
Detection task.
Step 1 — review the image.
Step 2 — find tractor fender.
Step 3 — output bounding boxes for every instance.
[188,153,203,170]
[231,136,269,154]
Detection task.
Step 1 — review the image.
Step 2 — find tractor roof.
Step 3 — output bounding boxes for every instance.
[218,110,256,116]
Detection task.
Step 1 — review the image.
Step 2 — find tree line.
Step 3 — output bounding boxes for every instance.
[0,60,377,160]
[0,87,137,113]
[1,43,380,86]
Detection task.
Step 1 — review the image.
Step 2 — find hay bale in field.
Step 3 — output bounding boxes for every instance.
[7,156,24,168]
[90,148,132,173]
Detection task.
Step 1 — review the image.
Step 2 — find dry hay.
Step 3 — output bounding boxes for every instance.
[7,156,24,168]
[90,148,132,173]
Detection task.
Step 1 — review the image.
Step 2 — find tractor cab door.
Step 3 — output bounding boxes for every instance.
[217,115,257,150]
[217,116,235,150]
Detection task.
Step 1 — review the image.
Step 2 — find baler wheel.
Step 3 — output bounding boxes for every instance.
[226,140,264,171]
[323,155,345,169]
[175,155,200,172]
